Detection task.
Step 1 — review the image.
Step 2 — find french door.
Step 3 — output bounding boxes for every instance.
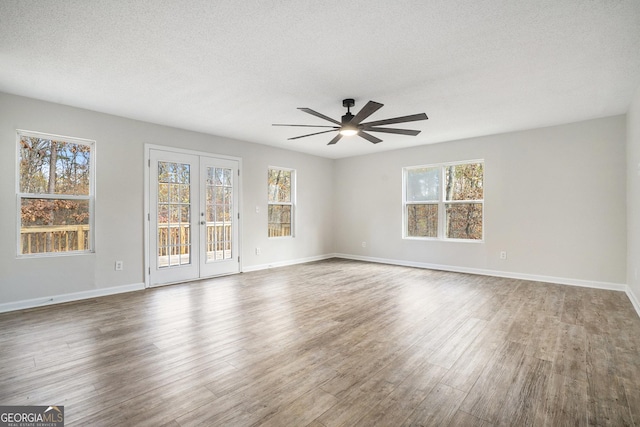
[148,149,240,287]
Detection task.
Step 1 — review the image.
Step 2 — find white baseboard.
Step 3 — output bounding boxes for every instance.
[242,254,335,273]
[333,253,628,292]
[0,282,145,314]
[626,286,640,319]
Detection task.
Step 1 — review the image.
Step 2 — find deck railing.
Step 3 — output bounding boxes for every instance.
[21,222,288,255]
[157,223,233,264]
[268,224,291,237]
[21,224,90,254]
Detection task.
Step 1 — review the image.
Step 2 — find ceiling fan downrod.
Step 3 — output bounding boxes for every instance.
[342,98,355,125]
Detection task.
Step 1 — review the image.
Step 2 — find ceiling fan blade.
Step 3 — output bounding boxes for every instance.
[273,124,338,128]
[363,126,421,136]
[350,101,384,125]
[288,129,338,140]
[298,108,341,125]
[327,134,343,145]
[358,131,383,144]
[361,113,428,127]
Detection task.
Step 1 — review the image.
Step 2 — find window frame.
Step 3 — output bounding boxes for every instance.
[267,166,296,238]
[16,129,96,257]
[403,159,484,242]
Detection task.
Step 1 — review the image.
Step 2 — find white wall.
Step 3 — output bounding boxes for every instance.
[0,92,334,306]
[627,84,640,307]
[333,116,627,286]
[0,91,631,310]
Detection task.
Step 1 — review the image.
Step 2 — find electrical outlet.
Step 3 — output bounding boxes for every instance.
[255,247,261,255]
[362,241,367,248]
[115,260,124,271]
[499,251,507,260]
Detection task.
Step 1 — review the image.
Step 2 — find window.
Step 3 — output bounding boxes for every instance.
[17,130,95,256]
[268,167,295,237]
[404,161,483,240]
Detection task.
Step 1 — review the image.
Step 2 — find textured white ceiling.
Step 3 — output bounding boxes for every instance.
[1,0,639,159]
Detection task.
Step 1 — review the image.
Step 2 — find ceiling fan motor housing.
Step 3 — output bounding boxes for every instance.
[342,112,355,125]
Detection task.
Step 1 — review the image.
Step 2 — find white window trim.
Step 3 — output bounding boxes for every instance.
[16,129,96,257]
[267,166,296,238]
[403,159,484,242]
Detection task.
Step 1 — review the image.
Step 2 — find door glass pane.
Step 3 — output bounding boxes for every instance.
[205,167,233,262]
[157,161,191,268]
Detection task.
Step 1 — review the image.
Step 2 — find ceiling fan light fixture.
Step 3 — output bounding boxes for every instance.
[340,110,358,136]
[339,127,358,137]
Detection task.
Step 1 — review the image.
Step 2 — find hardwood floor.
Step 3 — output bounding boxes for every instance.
[1,259,639,426]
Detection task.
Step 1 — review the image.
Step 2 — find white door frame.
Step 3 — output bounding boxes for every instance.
[144,144,243,288]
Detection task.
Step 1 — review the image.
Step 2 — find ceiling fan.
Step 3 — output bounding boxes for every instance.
[273,98,428,145]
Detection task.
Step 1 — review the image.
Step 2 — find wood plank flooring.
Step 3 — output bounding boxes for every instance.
[1,259,639,426]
